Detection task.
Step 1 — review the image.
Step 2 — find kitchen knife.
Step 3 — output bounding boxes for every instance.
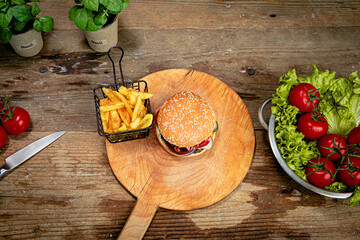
[0,131,66,178]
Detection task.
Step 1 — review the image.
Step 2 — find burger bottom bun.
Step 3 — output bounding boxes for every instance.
[156,127,215,158]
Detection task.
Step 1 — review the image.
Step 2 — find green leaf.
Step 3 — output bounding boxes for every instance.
[85,9,102,31]
[94,11,107,25]
[349,187,360,207]
[107,0,128,12]
[0,9,12,28]
[0,27,11,43]
[11,0,26,5]
[11,5,31,22]
[100,0,109,7]
[28,0,40,2]
[0,2,7,10]
[107,0,121,12]
[0,4,9,14]
[73,7,88,30]
[31,3,40,17]
[68,6,79,21]
[33,18,41,31]
[120,0,129,11]
[83,0,99,11]
[75,0,82,4]
[12,18,26,31]
[39,16,53,32]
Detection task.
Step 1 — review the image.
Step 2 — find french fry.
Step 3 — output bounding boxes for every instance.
[118,86,130,97]
[102,87,121,103]
[99,102,125,112]
[127,92,137,105]
[139,114,153,129]
[108,113,113,133]
[100,98,111,106]
[130,117,141,130]
[117,107,131,128]
[100,109,110,124]
[132,96,142,122]
[113,91,133,115]
[140,105,147,118]
[101,111,110,133]
[129,90,154,100]
[118,123,127,132]
[110,110,121,130]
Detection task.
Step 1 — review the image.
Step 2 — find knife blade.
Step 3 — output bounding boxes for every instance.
[0,131,66,178]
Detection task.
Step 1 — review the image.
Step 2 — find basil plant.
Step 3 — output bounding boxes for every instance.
[0,0,54,44]
[69,0,129,31]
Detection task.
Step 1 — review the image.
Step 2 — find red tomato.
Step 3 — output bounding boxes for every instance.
[338,156,360,186]
[305,157,336,187]
[318,134,348,161]
[0,125,7,148]
[1,107,30,135]
[198,136,211,148]
[297,112,328,140]
[347,126,360,155]
[289,83,320,113]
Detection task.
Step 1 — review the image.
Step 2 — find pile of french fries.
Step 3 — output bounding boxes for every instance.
[99,86,154,134]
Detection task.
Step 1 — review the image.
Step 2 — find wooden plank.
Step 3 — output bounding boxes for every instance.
[1,27,359,132]
[0,131,359,239]
[35,0,360,31]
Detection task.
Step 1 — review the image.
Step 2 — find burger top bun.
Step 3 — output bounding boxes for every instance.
[157,91,216,148]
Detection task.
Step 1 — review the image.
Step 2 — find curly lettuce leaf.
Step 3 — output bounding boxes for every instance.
[324,182,348,192]
[273,104,318,180]
[302,65,337,96]
[350,94,360,126]
[271,69,299,111]
[349,71,360,94]
[349,187,360,207]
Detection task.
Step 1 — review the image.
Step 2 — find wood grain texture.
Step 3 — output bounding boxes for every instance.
[1,0,360,239]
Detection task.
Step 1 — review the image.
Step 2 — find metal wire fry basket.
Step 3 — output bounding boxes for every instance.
[93,46,153,143]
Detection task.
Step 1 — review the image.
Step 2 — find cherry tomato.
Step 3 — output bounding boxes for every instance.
[305,157,336,187]
[347,126,360,155]
[289,83,320,113]
[0,125,7,148]
[1,107,30,135]
[318,134,348,161]
[338,156,360,186]
[297,112,328,140]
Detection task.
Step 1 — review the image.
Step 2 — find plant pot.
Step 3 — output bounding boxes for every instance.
[84,15,118,52]
[9,28,43,57]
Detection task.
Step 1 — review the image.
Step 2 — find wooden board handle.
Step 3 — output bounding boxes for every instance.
[117,195,159,240]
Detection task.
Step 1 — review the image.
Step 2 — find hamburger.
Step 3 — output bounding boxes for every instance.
[155,91,218,157]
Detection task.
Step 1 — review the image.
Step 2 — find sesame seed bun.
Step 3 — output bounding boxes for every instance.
[156,91,216,148]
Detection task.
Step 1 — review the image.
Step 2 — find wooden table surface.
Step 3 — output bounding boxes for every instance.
[1,0,360,239]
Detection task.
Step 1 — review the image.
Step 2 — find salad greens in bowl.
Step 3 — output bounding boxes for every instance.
[262,65,360,207]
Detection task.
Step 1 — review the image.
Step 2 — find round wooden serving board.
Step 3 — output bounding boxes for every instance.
[106,69,255,239]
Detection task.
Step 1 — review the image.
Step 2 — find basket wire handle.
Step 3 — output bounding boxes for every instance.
[107,46,125,85]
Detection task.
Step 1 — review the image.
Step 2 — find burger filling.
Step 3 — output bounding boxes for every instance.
[158,121,218,156]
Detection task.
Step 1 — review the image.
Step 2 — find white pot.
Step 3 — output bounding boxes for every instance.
[9,28,43,57]
[85,15,118,52]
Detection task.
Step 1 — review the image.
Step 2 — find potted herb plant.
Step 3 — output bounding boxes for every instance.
[0,0,54,57]
[69,0,129,52]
